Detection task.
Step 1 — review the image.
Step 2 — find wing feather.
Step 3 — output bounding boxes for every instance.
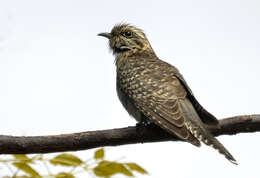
[136,100,200,146]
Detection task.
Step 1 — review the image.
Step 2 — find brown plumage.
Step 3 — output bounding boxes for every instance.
[98,23,237,165]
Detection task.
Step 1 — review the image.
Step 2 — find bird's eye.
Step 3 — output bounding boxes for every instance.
[123,31,132,37]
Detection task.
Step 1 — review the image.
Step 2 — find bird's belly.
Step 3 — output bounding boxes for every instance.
[116,83,143,122]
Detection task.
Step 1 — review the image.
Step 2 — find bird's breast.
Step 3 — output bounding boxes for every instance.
[116,77,143,122]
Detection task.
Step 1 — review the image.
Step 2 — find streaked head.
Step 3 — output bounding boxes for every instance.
[98,24,155,56]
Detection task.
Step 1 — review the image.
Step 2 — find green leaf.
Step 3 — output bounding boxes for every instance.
[55,172,75,178]
[93,160,133,177]
[12,162,41,177]
[13,154,33,163]
[50,153,83,167]
[94,148,105,160]
[125,163,148,174]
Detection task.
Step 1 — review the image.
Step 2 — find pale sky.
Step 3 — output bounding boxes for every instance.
[0,0,260,177]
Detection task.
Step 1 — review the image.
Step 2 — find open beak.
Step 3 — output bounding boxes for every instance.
[97,32,111,39]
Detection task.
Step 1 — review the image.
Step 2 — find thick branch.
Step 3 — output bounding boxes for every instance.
[0,114,259,154]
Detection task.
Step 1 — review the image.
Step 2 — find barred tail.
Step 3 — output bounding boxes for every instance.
[202,133,238,165]
[180,99,238,165]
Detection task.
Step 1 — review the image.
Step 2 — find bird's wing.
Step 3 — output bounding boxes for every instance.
[171,66,219,126]
[131,62,200,146]
[135,98,201,147]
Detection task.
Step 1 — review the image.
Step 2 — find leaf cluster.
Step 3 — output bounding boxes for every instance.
[0,148,148,178]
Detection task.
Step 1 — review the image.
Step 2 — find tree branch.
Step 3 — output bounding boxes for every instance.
[0,114,259,154]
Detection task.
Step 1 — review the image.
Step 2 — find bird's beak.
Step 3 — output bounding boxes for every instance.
[97,32,111,39]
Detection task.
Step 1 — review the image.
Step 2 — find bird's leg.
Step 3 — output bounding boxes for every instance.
[136,118,159,137]
[137,120,154,127]
[136,121,149,138]
[136,118,159,128]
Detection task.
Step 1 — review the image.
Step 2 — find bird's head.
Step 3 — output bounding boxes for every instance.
[98,24,156,57]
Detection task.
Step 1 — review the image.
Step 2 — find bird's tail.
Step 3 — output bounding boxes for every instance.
[180,99,238,165]
[202,131,238,165]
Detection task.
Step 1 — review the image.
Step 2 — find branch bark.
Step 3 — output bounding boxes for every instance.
[0,114,259,154]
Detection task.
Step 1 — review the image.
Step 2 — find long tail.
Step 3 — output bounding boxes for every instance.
[180,99,238,165]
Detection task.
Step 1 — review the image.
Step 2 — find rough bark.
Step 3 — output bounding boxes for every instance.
[0,114,259,154]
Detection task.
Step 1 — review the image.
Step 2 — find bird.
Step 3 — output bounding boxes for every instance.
[98,23,237,165]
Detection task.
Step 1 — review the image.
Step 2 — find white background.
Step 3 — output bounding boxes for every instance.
[0,0,260,177]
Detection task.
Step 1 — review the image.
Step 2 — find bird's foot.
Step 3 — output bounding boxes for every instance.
[136,120,155,128]
[136,120,158,138]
